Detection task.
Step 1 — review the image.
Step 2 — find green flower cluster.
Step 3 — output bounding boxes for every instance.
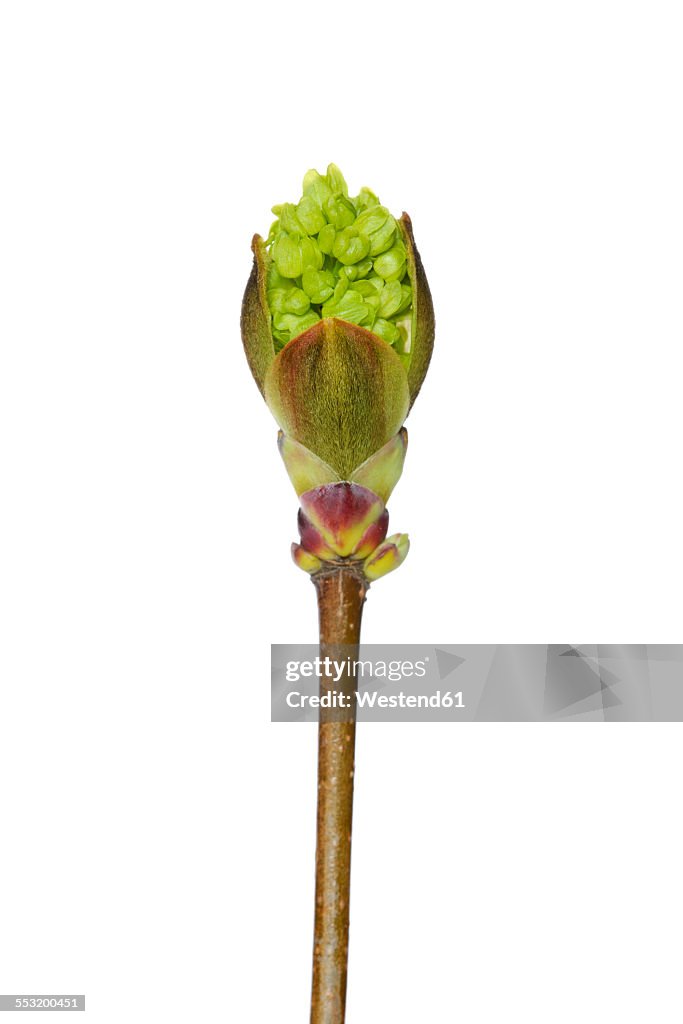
[265,164,412,351]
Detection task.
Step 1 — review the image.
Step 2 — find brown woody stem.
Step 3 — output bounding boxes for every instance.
[310,565,368,1024]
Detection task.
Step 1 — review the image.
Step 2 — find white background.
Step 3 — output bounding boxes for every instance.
[1,1,682,1021]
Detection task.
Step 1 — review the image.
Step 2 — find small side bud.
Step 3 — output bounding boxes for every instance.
[292,544,323,575]
[363,533,410,581]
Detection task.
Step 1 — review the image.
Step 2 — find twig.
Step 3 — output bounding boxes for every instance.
[310,565,368,1024]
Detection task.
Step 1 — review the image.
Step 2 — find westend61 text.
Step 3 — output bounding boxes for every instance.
[286,690,465,709]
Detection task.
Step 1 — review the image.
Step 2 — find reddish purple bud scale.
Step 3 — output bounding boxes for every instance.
[299,482,387,559]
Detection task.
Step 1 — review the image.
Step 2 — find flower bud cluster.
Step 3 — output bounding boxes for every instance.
[266,164,412,350]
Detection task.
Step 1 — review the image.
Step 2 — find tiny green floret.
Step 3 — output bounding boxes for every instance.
[265,164,413,352]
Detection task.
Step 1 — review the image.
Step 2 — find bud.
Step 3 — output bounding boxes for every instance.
[241,165,434,582]
[364,534,411,581]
